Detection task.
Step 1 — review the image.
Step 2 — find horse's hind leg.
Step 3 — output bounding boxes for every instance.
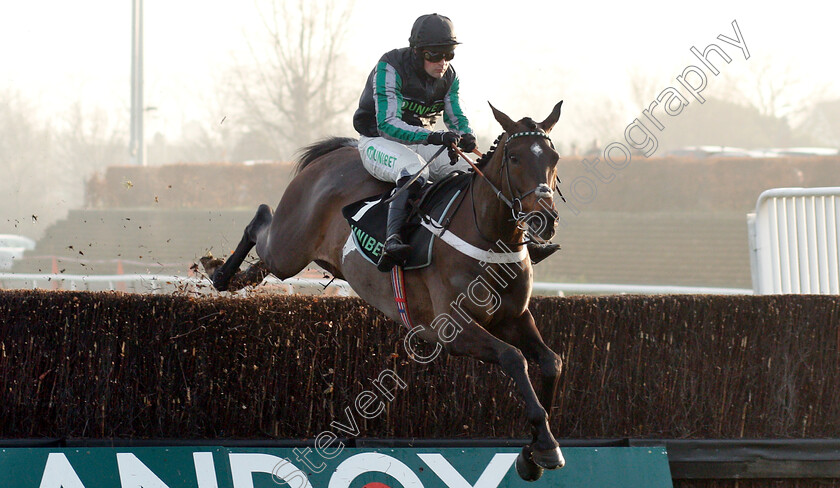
[202,204,272,291]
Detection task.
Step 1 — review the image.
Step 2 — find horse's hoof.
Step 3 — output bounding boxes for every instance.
[515,446,544,482]
[211,268,230,292]
[532,445,565,470]
[515,447,544,481]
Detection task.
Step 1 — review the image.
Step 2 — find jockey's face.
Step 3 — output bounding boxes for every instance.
[423,57,449,79]
[420,48,454,79]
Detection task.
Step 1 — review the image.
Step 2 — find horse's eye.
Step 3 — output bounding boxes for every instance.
[508,154,520,164]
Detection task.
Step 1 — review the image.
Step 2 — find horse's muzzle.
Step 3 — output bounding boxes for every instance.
[522,205,558,241]
[534,184,552,199]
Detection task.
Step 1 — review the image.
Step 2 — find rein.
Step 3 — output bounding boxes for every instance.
[455,145,515,208]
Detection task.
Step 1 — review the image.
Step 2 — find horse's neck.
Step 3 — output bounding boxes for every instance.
[470,165,526,248]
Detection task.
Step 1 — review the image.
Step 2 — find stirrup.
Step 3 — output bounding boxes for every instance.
[377,236,411,272]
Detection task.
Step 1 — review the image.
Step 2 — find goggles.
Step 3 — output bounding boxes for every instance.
[422,50,455,62]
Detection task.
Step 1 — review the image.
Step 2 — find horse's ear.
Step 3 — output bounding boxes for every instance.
[539,101,563,133]
[489,102,517,133]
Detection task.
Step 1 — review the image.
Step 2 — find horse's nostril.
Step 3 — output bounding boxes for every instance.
[535,184,553,199]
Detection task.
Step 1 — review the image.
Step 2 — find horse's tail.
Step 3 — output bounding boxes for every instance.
[294,136,359,175]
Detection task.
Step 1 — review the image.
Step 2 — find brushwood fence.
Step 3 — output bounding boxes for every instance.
[2,290,838,442]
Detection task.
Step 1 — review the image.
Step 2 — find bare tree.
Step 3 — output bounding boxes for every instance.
[0,89,130,236]
[0,89,57,235]
[719,59,831,124]
[577,96,628,154]
[743,61,802,120]
[695,59,840,148]
[626,67,661,111]
[54,101,127,207]
[147,79,248,165]
[57,101,126,172]
[231,0,358,158]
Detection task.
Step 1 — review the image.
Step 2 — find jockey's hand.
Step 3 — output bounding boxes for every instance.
[447,146,459,165]
[458,133,477,153]
[427,130,460,148]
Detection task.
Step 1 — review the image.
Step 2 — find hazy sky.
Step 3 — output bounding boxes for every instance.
[2,0,837,150]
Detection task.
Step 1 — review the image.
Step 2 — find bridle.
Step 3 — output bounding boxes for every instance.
[502,130,564,218]
[458,130,563,246]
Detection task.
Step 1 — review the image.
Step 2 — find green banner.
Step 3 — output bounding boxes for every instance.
[0,446,672,487]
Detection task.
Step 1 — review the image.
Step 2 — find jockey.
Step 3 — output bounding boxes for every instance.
[354,13,474,271]
[354,13,559,272]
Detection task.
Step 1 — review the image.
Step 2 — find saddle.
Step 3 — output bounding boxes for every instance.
[341,171,472,270]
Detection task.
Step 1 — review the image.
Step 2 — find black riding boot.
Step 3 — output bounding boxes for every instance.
[527,242,561,265]
[377,179,415,272]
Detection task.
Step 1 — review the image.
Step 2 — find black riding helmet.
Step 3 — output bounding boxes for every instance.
[408,13,460,49]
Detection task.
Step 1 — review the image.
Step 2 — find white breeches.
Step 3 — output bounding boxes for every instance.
[358,135,471,183]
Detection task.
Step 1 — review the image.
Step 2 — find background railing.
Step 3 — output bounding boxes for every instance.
[0,273,354,296]
[748,187,840,294]
[0,272,753,296]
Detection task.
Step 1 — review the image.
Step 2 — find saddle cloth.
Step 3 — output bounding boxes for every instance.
[341,171,472,270]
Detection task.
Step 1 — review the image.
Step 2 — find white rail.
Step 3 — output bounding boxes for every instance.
[0,273,354,296]
[0,273,751,296]
[532,283,752,295]
[747,187,840,294]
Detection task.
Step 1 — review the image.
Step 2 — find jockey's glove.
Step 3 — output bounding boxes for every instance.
[459,133,477,153]
[427,130,460,148]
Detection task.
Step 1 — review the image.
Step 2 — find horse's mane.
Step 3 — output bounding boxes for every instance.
[476,134,504,168]
[476,118,541,168]
[294,137,359,175]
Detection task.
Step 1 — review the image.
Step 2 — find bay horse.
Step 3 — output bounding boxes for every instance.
[202,102,565,481]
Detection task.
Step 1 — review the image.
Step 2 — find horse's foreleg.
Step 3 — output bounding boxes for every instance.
[507,312,563,454]
[504,312,563,419]
[206,204,272,291]
[532,344,562,433]
[448,324,563,470]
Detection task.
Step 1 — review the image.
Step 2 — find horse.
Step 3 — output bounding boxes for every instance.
[202,101,566,481]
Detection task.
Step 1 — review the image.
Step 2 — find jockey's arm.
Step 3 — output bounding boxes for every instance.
[374,62,434,145]
[442,73,474,136]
